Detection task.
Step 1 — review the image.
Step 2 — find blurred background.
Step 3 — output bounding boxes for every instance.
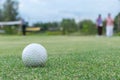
[0,0,120,35]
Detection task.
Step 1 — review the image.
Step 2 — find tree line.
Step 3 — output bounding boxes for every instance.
[33,14,120,35]
[33,19,96,35]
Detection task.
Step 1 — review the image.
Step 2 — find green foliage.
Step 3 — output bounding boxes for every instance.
[1,0,19,34]
[3,0,19,21]
[114,13,120,33]
[3,26,18,34]
[61,19,77,35]
[0,9,3,21]
[78,20,96,35]
[0,36,120,79]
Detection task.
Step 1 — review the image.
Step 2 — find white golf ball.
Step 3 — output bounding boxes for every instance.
[22,43,47,67]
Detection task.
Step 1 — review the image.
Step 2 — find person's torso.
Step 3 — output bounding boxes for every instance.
[106,17,113,26]
[97,18,103,27]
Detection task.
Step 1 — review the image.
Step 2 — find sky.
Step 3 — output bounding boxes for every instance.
[1,0,120,24]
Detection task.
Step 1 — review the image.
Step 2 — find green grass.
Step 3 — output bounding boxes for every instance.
[0,35,120,80]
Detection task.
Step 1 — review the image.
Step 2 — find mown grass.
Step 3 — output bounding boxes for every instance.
[0,35,120,80]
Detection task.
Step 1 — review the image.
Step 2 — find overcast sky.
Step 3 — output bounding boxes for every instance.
[1,0,120,24]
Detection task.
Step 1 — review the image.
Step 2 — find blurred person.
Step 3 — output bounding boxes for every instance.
[106,13,114,37]
[96,14,103,36]
[21,18,27,36]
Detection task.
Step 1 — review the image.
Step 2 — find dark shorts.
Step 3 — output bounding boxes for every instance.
[98,26,102,35]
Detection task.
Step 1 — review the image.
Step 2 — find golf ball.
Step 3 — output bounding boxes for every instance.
[22,43,47,67]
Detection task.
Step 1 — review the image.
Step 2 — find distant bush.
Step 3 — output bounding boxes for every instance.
[3,26,18,34]
[61,19,77,35]
[78,20,96,35]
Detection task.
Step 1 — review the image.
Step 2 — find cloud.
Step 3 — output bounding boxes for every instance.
[18,0,120,24]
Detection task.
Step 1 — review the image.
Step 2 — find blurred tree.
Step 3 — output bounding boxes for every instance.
[61,19,77,35]
[2,0,19,34]
[0,9,3,21]
[78,20,96,35]
[3,0,19,21]
[47,22,60,31]
[114,13,120,32]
